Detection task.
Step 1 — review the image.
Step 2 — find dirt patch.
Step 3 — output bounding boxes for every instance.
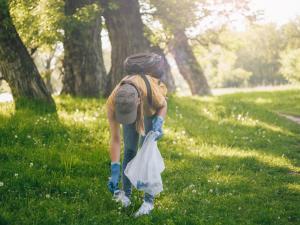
[278,113,300,125]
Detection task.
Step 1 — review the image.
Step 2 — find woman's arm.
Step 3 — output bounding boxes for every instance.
[107,111,121,162]
[156,99,167,119]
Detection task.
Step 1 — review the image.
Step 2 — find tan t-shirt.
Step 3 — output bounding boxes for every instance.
[106,75,167,134]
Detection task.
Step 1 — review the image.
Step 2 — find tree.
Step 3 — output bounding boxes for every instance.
[279,16,300,84]
[9,0,65,94]
[10,0,64,53]
[101,0,149,94]
[194,37,251,88]
[148,0,211,95]
[62,0,107,97]
[147,0,254,95]
[235,24,286,86]
[280,48,300,83]
[150,45,176,93]
[169,29,211,95]
[143,26,176,92]
[281,16,300,50]
[0,0,55,111]
[101,0,175,95]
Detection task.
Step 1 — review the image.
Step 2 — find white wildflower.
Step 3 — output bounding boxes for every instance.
[29,162,34,168]
[45,194,50,199]
[189,184,195,189]
[0,181,4,187]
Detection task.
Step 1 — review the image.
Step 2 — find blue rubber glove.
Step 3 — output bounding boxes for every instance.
[108,163,120,194]
[152,116,164,141]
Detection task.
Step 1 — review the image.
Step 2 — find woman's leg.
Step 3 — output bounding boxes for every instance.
[122,122,139,198]
[139,115,154,146]
[140,116,155,204]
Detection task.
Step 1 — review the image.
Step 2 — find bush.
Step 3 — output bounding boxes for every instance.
[280,48,300,84]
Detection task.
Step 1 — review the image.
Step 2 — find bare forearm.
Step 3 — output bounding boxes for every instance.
[110,138,121,162]
[107,109,121,162]
[156,101,167,119]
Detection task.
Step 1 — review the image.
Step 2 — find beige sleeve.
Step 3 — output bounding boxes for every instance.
[151,79,167,110]
[106,84,120,120]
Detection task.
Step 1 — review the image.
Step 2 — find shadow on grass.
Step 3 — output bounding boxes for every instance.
[1,94,299,225]
[152,152,300,225]
[167,96,300,166]
[0,105,114,224]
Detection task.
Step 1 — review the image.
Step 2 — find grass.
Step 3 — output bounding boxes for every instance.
[0,88,300,225]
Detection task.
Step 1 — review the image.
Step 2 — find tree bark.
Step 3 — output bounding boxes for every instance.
[62,0,107,97]
[101,0,149,95]
[169,29,211,95]
[150,45,176,93]
[101,0,176,95]
[0,2,56,111]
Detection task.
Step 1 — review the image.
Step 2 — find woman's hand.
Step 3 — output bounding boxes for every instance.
[152,115,164,141]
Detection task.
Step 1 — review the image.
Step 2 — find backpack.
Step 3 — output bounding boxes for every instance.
[123,53,165,107]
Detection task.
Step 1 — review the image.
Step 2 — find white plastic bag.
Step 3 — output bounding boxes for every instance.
[124,131,165,196]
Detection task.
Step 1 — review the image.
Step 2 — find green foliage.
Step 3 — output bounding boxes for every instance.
[0,0,9,20]
[280,49,300,84]
[149,0,201,31]
[107,1,119,11]
[235,24,287,86]
[194,43,251,88]
[1,90,300,224]
[194,23,292,88]
[64,3,102,33]
[220,68,252,87]
[146,0,252,43]
[0,0,18,41]
[9,0,64,51]
[281,16,300,50]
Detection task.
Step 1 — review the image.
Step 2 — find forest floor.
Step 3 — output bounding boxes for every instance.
[0,88,300,225]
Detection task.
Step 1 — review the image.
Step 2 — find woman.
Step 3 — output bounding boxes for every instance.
[106,53,167,217]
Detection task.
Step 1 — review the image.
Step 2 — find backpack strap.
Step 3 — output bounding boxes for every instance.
[120,79,141,98]
[122,74,153,107]
[140,73,153,107]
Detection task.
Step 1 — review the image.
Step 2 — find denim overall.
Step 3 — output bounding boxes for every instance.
[122,116,155,203]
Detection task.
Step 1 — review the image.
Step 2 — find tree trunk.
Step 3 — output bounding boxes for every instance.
[102,0,176,95]
[101,0,150,95]
[0,2,56,111]
[148,40,176,93]
[169,29,211,95]
[62,0,107,97]
[43,52,54,94]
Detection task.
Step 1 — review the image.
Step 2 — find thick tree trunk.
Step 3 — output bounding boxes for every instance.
[62,0,107,97]
[149,43,176,93]
[102,0,176,95]
[169,29,211,95]
[0,2,55,110]
[102,0,149,95]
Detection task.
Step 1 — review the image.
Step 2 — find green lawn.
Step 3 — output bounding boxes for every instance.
[0,89,300,225]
